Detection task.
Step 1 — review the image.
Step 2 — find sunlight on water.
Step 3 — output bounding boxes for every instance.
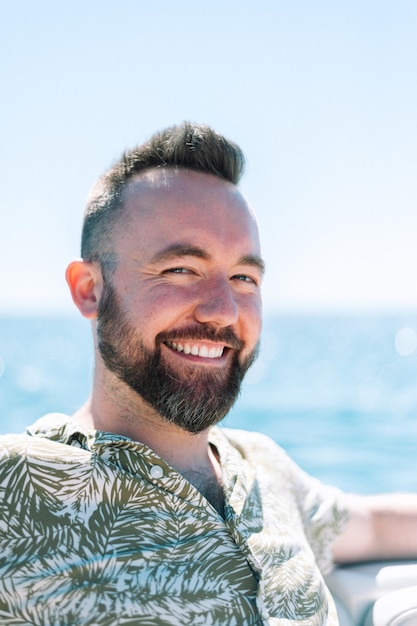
[1,314,417,494]
[395,327,417,356]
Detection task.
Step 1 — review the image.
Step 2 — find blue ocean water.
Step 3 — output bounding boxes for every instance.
[1,313,416,495]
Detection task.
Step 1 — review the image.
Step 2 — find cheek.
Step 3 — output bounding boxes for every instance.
[130,288,194,330]
[240,299,262,347]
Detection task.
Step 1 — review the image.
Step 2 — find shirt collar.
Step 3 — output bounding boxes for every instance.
[27,413,258,519]
[26,413,224,504]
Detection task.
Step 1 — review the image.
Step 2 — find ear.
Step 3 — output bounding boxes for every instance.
[65,260,103,319]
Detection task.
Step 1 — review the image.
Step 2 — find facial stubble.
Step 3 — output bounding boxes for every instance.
[96,281,259,433]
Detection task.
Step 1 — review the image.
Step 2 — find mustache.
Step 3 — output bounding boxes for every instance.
[156,324,244,351]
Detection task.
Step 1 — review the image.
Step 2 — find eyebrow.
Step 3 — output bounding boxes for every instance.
[150,244,210,264]
[150,244,266,276]
[239,254,266,276]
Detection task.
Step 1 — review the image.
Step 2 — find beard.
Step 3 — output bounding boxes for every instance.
[96,281,259,434]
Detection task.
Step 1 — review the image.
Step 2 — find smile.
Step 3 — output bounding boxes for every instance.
[165,341,224,359]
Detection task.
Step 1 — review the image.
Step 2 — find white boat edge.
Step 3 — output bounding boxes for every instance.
[326,560,417,625]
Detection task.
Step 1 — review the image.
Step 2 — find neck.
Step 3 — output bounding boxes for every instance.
[183,463,225,517]
[73,367,225,515]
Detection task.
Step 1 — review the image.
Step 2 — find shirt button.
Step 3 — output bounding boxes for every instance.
[150,465,164,479]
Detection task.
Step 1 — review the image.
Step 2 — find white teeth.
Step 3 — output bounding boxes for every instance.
[166,341,224,359]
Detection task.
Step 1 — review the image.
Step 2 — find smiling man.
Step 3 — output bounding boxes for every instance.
[68,164,263,518]
[1,123,417,625]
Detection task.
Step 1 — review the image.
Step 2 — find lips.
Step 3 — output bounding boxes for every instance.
[165,341,224,359]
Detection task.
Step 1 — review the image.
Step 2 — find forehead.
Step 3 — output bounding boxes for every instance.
[118,168,261,257]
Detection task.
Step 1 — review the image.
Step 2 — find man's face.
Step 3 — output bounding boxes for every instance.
[96,168,264,433]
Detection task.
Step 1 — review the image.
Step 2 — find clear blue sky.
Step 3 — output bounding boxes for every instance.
[1,0,417,314]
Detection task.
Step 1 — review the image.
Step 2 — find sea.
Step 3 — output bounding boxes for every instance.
[1,313,417,495]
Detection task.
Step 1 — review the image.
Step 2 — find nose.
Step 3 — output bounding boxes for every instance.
[193,278,239,327]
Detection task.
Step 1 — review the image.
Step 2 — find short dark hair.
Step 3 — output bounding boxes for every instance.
[81,122,246,265]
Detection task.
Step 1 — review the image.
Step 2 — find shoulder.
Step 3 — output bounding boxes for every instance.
[215,426,347,505]
[0,413,92,467]
[219,427,280,449]
[217,426,294,468]
[0,419,94,507]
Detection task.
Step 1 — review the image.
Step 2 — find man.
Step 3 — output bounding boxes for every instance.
[0,122,416,625]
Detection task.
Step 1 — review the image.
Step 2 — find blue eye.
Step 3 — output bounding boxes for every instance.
[233,274,257,284]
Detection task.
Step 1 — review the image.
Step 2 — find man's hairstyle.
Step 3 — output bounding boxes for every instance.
[81,122,245,266]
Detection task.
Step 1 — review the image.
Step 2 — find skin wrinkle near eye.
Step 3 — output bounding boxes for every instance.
[94,246,265,281]
[149,244,265,277]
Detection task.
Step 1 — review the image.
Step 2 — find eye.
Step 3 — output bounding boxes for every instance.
[232,274,259,286]
[162,267,195,275]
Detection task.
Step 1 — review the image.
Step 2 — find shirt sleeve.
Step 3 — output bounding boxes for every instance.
[288,454,350,574]
[221,428,350,575]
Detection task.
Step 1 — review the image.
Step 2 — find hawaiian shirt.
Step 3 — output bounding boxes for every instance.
[0,413,348,625]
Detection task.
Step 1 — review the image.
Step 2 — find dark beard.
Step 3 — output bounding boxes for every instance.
[96,281,259,433]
